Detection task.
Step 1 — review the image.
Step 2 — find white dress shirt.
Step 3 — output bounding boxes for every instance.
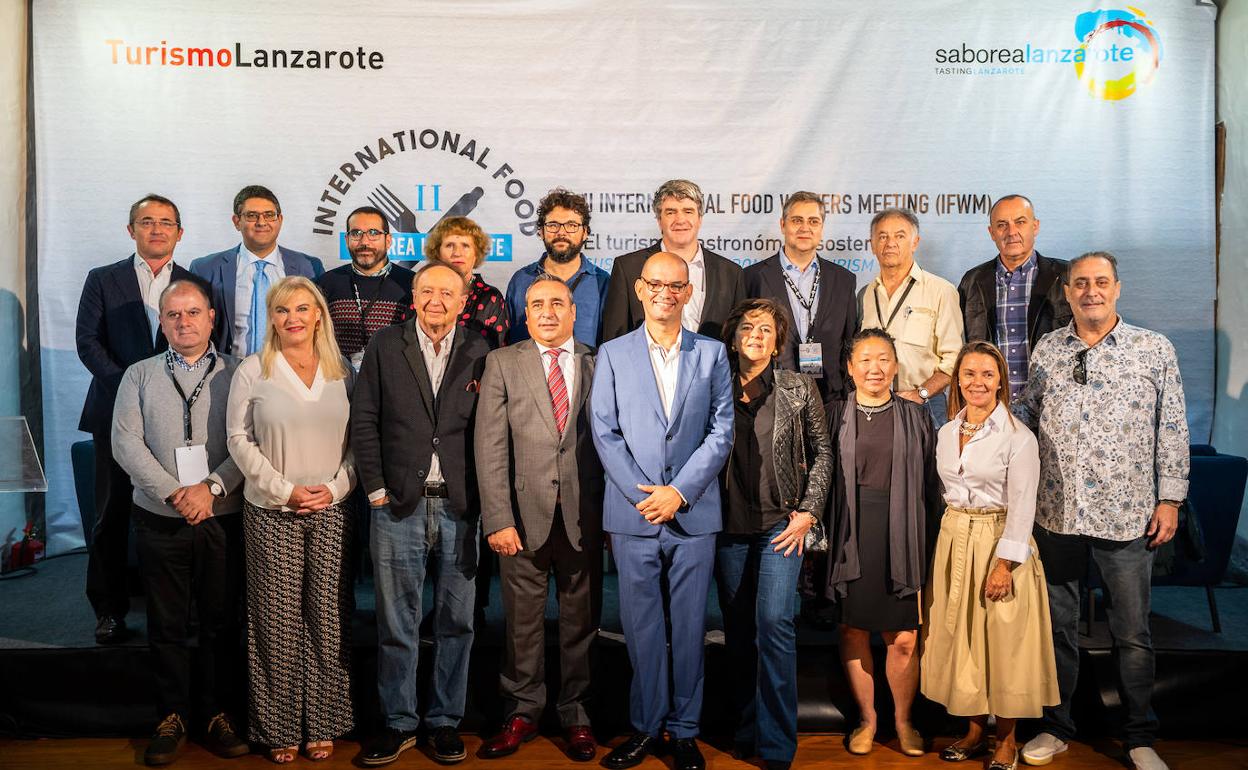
[535,336,577,407]
[663,241,705,332]
[644,325,682,420]
[936,401,1040,564]
[232,245,287,357]
[134,255,174,344]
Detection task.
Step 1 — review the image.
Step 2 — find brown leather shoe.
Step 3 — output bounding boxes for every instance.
[478,716,538,759]
[565,725,596,762]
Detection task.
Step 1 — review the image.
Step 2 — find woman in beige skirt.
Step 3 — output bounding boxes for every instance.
[921,341,1058,770]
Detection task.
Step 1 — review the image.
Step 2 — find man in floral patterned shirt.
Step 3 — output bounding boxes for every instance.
[1014,251,1188,770]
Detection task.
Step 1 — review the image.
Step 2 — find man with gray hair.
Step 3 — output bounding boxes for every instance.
[858,208,963,423]
[602,179,745,342]
[111,279,247,766]
[1015,251,1188,770]
[745,191,859,406]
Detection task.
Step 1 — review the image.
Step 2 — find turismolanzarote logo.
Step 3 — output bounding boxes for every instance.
[933,6,1162,101]
[1072,7,1162,100]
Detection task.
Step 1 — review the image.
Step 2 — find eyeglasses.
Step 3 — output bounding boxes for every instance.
[132,218,179,230]
[786,216,823,228]
[1073,348,1089,385]
[542,221,584,234]
[346,229,387,241]
[240,211,279,223]
[639,278,689,294]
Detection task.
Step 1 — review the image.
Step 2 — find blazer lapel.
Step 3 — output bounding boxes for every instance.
[811,256,835,337]
[518,341,561,441]
[401,320,436,418]
[571,345,592,419]
[111,256,155,347]
[666,332,698,427]
[762,256,799,361]
[701,251,720,319]
[630,327,668,425]
[974,263,996,335]
[220,248,240,338]
[1028,253,1058,341]
[279,246,306,278]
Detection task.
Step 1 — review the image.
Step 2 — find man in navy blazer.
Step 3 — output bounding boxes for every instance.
[590,253,733,770]
[76,193,206,644]
[189,185,324,357]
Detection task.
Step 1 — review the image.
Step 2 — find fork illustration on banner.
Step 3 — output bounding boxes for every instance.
[365,184,488,267]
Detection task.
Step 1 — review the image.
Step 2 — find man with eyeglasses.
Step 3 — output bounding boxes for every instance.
[590,252,733,770]
[1014,252,1188,770]
[504,188,609,346]
[602,179,745,342]
[76,194,208,644]
[316,206,415,370]
[190,185,324,358]
[744,191,858,407]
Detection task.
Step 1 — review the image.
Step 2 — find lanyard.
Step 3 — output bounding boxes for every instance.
[873,276,917,332]
[779,260,821,343]
[165,351,216,444]
[541,257,590,295]
[351,278,384,343]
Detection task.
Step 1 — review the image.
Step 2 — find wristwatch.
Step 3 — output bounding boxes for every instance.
[208,481,225,498]
[917,386,931,403]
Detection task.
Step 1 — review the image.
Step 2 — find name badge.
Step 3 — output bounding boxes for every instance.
[174,444,211,487]
[798,342,824,378]
[350,350,365,372]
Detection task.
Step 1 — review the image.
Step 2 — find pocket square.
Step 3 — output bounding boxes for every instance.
[465,379,480,393]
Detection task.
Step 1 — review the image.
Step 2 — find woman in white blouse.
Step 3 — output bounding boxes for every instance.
[226,276,356,763]
[921,341,1058,770]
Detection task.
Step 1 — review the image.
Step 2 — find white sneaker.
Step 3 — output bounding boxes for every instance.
[1128,747,1169,770]
[1021,734,1068,766]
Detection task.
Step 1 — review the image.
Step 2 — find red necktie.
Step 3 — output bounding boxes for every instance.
[545,349,569,434]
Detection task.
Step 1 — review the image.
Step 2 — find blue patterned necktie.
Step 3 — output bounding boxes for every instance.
[247,260,271,355]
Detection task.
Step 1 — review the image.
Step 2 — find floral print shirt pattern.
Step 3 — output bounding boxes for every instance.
[1014,318,1189,541]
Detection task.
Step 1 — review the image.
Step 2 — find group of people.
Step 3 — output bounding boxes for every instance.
[77,180,1188,770]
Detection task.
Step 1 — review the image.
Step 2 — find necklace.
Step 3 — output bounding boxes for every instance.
[959,420,985,437]
[855,399,895,421]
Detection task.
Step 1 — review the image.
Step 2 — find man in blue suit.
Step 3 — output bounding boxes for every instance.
[189,185,324,357]
[590,252,733,770]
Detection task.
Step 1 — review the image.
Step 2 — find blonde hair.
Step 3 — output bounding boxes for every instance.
[947,340,1012,423]
[258,276,349,381]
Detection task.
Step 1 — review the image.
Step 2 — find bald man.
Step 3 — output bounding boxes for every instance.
[590,252,734,770]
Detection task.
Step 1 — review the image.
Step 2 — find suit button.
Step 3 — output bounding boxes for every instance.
[432,437,440,446]
[665,434,672,441]
[551,479,560,486]
[665,465,672,472]
[417,469,426,478]
[559,448,566,455]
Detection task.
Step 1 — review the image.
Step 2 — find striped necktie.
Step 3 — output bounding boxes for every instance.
[545,348,569,434]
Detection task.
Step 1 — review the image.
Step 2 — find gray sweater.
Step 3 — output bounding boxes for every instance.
[112,350,244,518]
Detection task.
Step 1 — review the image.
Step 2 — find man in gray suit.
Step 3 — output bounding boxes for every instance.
[475,275,603,763]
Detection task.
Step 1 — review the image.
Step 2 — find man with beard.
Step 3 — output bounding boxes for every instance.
[316,206,415,371]
[505,189,610,346]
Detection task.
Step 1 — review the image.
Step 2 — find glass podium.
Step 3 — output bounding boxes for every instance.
[0,417,47,493]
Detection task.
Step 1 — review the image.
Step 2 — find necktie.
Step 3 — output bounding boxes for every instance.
[248,261,270,355]
[545,349,569,434]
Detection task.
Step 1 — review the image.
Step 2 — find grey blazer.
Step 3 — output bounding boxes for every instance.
[771,369,834,516]
[475,338,603,551]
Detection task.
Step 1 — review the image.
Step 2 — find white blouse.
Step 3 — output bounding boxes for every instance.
[936,401,1040,564]
[226,353,356,511]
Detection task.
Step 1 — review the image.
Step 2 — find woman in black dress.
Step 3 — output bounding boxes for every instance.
[826,328,941,757]
[423,216,509,349]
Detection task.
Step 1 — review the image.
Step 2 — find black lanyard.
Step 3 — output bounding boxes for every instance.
[165,351,216,443]
[779,260,821,343]
[873,276,917,332]
[541,257,590,295]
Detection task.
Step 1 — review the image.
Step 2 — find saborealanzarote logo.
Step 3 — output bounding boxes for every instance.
[105,39,384,70]
[1073,7,1162,100]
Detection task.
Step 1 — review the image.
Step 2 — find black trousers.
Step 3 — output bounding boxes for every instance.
[86,430,135,619]
[497,509,601,727]
[135,506,245,721]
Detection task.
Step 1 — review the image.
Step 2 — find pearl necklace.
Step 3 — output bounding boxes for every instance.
[959,420,986,437]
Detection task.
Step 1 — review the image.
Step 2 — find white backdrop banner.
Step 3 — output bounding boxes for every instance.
[33,0,1216,552]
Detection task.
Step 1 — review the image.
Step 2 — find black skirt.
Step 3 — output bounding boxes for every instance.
[839,487,920,632]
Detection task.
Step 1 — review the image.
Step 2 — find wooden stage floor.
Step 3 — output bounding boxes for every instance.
[2,735,1245,769]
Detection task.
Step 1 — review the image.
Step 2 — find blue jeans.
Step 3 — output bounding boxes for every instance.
[1033,526,1157,749]
[372,498,479,731]
[715,520,803,763]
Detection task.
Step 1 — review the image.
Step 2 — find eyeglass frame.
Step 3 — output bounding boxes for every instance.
[131,218,181,231]
[240,210,280,224]
[638,277,690,295]
[346,228,388,242]
[542,221,585,234]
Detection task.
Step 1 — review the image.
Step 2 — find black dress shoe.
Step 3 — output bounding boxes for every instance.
[360,727,418,766]
[669,738,705,770]
[95,615,127,644]
[601,733,658,770]
[430,726,467,764]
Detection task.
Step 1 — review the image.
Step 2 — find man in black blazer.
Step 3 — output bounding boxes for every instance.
[601,179,745,342]
[75,193,205,644]
[190,185,324,357]
[352,261,490,767]
[744,191,858,405]
[958,194,1071,399]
